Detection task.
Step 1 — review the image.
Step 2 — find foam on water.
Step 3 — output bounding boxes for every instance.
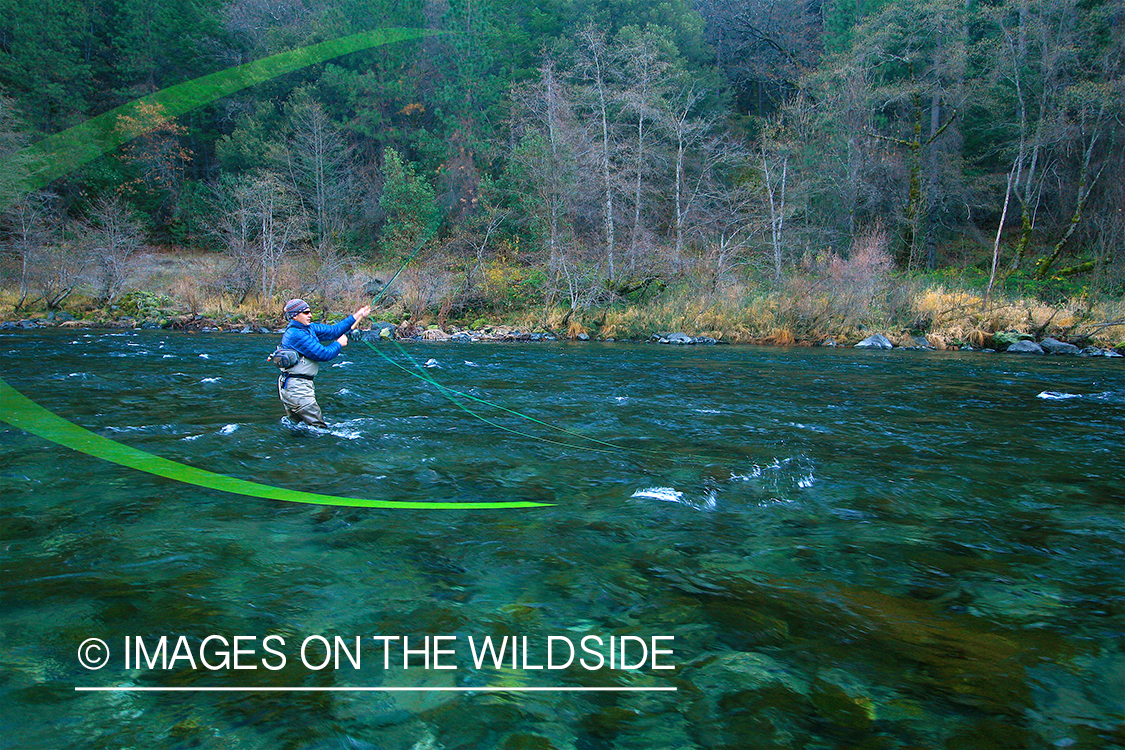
[630,486,718,511]
[631,486,683,503]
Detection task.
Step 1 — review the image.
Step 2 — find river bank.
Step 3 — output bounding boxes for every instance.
[2,247,1124,355]
[3,312,1124,358]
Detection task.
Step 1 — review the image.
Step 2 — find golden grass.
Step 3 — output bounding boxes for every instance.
[0,289,20,318]
[3,257,1122,348]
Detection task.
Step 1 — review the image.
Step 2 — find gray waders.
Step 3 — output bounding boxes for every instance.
[278,356,326,427]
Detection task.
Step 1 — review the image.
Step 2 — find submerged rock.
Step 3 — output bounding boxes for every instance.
[689,651,809,696]
[810,668,878,730]
[1006,340,1045,355]
[854,334,893,349]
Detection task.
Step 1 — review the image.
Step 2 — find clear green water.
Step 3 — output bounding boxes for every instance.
[2,330,1123,749]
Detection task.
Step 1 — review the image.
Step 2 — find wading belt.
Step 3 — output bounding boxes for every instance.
[280,372,314,388]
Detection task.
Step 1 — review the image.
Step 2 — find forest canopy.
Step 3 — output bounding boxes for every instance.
[1,0,1122,341]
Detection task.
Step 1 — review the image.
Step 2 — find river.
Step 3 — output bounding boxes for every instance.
[2,330,1123,749]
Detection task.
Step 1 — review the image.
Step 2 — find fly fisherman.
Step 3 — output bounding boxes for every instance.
[275,298,371,428]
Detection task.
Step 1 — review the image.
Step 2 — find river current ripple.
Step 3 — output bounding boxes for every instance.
[2,330,1123,749]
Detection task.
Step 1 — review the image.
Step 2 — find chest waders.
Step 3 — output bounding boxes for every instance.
[278,356,326,427]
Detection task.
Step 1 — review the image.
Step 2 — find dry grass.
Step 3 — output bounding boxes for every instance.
[2,245,1122,348]
[911,284,1106,347]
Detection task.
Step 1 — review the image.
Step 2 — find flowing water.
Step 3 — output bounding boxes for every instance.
[2,329,1123,749]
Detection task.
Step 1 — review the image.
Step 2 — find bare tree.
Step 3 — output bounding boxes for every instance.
[576,25,620,280]
[205,170,306,303]
[2,191,56,310]
[511,58,581,274]
[86,196,146,306]
[224,0,313,55]
[693,0,822,115]
[206,173,259,302]
[663,82,712,265]
[249,170,307,302]
[617,29,672,270]
[762,148,788,282]
[277,94,357,253]
[24,230,86,310]
[694,137,762,287]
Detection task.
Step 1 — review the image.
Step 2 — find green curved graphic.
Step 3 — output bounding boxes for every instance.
[0,27,438,208]
[0,375,548,509]
[0,26,553,509]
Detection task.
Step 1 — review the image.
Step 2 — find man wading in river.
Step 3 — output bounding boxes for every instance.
[273,298,371,428]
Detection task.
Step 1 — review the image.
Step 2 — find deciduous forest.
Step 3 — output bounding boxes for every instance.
[1,0,1122,344]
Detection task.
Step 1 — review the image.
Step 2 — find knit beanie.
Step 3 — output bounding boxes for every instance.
[284,298,310,319]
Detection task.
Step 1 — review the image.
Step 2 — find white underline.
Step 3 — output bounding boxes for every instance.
[75,686,676,692]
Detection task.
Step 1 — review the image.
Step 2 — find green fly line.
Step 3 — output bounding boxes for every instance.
[362,339,639,457]
[360,240,730,465]
[360,231,653,457]
[0,28,554,510]
[358,244,654,457]
[0,375,547,510]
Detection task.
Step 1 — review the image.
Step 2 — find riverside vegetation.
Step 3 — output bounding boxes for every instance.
[1,0,1123,351]
[2,232,1123,354]
[2,238,1124,353]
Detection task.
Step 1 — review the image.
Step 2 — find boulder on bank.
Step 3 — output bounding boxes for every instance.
[421,327,451,341]
[992,331,1034,348]
[854,334,894,350]
[651,332,693,345]
[358,322,396,342]
[650,332,718,345]
[1040,337,1080,356]
[1006,339,1045,354]
[911,336,936,350]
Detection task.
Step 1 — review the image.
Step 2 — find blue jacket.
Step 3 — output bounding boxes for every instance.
[280,315,356,362]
